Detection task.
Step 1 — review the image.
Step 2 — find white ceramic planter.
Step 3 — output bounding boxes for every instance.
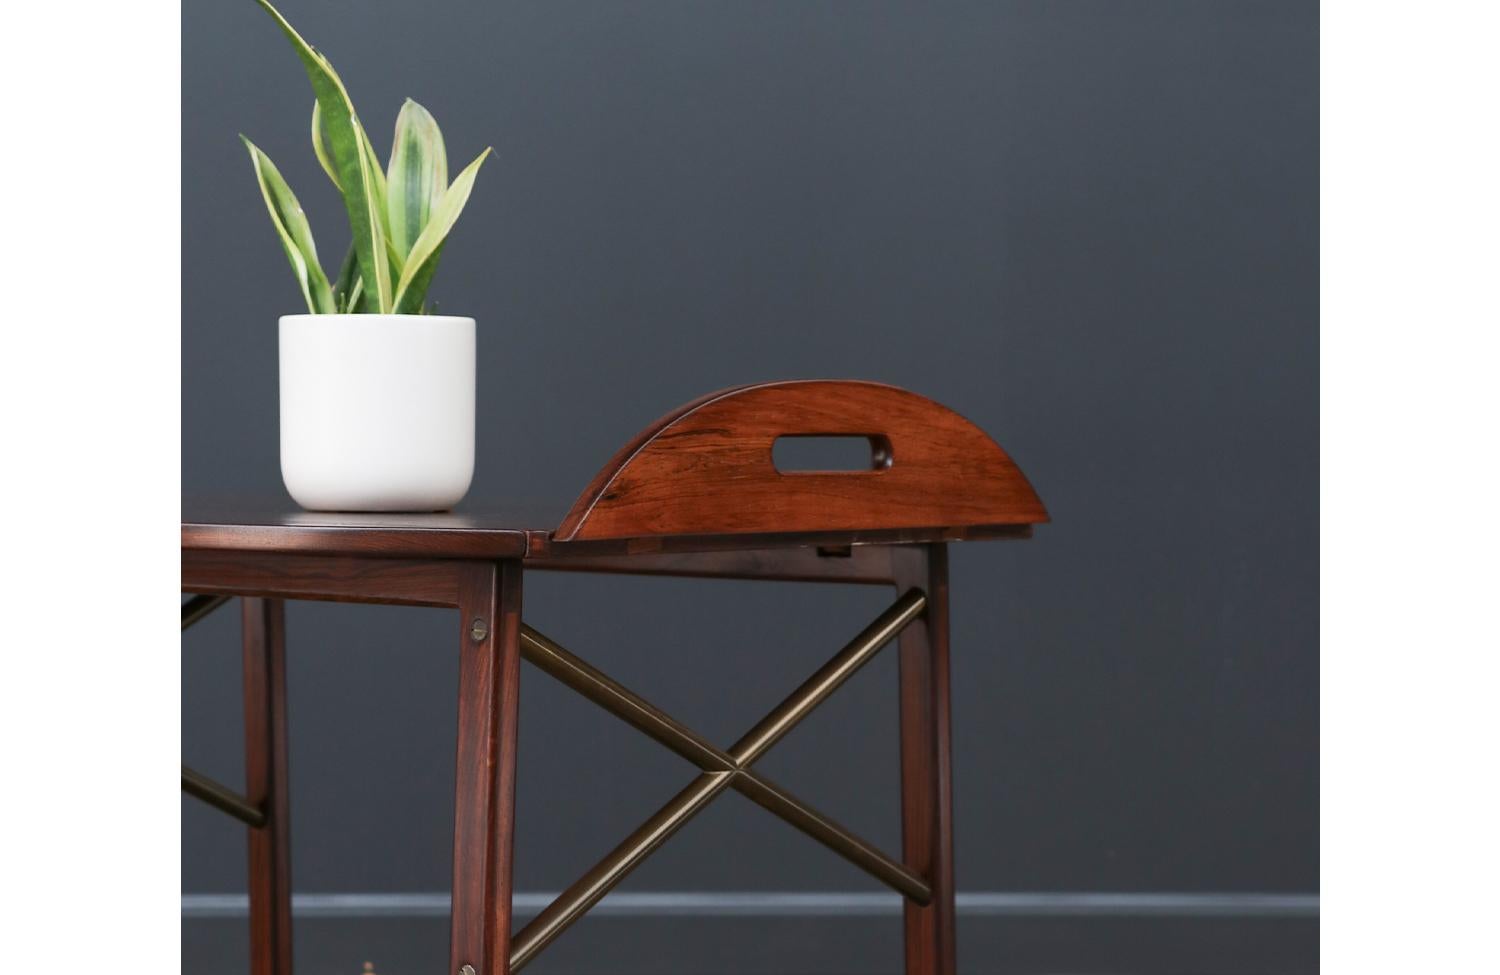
[279,314,475,511]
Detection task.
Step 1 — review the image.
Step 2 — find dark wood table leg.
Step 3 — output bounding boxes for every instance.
[895,544,956,975]
[243,597,293,975]
[450,561,524,975]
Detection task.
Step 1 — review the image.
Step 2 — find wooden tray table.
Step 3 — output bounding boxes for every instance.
[182,379,1048,975]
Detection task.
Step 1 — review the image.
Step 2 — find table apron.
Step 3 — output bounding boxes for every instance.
[182,549,475,607]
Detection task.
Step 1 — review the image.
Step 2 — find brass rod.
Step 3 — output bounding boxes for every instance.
[729,770,930,903]
[519,622,930,903]
[510,772,735,972]
[724,588,925,766]
[182,594,232,631]
[181,764,266,828]
[509,589,928,972]
[520,626,731,772]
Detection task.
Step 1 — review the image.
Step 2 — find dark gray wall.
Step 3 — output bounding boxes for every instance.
[183,1,1317,971]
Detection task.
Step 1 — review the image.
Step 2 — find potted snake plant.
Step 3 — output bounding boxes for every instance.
[243,0,490,511]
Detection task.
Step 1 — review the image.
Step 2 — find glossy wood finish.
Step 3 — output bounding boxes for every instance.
[243,597,293,975]
[184,550,467,607]
[183,501,535,559]
[181,498,1032,558]
[184,499,1031,562]
[556,381,1048,542]
[894,545,957,975]
[450,561,524,975]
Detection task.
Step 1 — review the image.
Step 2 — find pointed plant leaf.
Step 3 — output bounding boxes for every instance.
[311,100,341,191]
[242,135,335,314]
[313,102,388,225]
[393,240,445,315]
[393,147,491,312]
[346,274,366,313]
[253,0,391,312]
[385,235,405,280]
[386,99,448,259]
[332,243,359,311]
[357,118,389,234]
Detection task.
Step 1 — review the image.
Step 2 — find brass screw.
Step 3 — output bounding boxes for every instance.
[470,618,488,642]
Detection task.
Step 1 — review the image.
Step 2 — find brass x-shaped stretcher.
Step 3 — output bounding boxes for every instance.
[508,587,928,969]
[182,587,930,972]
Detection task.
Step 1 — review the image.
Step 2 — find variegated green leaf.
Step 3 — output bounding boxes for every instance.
[241,135,335,314]
[345,274,365,313]
[393,147,491,313]
[315,104,392,272]
[385,235,406,280]
[386,99,448,260]
[357,118,389,239]
[332,243,360,311]
[311,100,340,190]
[393,240,444,315]
[254,0,392,312]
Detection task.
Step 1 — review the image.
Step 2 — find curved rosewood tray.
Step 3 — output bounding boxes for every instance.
[557,379,1047,543]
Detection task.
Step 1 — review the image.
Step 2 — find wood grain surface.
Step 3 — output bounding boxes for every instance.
[556,380,1048,542]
